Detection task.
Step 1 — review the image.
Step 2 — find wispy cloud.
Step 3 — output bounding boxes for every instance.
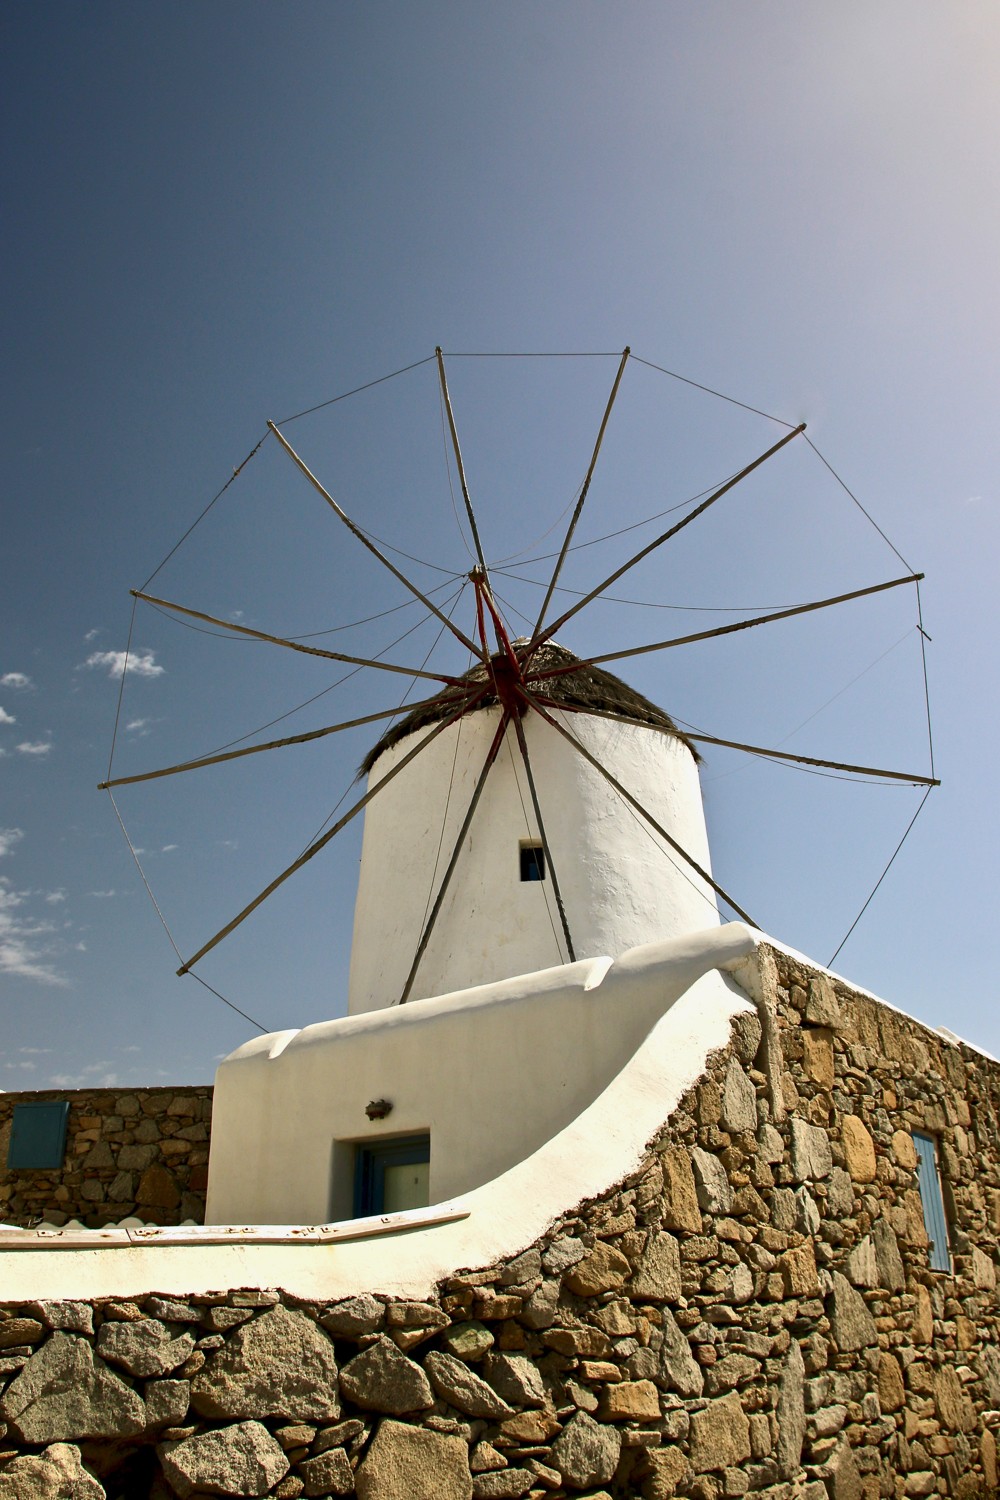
[16,740,52,757]
[0,707,15,725]
[161,844,178,853]
[45,889,67,904]
[83,649,164,680]
[49,1065,118,1088]
[0,882,66,986]
[0,829,24,859]
[89,889,117,899]
[126,717,151,735]
[84,628,101,643]
[20,1047,52,1055]
[0,672,32,689]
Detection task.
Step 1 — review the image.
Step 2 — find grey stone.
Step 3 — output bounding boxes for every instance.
[0,1441,106,1499]
[720,1057,757,1133]
[980,1345,1000,1405]
[658,1308,703,1398]
[426,1350,514,1418]
[872,1218,905,1291]
[339,1336,433,1414]
[845,1236,878,1289]
[482,1352,546,1408]
[758,1124,785,1164]
[146,1297,201,1323]
[789,1119,832,1182]
[794,1187,820,1236]
[299,1446,354,1496]
[826,1167,854,1216]
[499,1247,542,1287]
[729,1263,755,1304]
[704,1354,758,1395]
[158,1419,289,1498]
[688,1391,751,1472]
[629,1232,681,1301]
[106,1172,135,1203]
[775,1339,805,1478]
[691,1148,734,1214]
[770,1188,797,1231]
[805,976,842,1029]
[355,1418,472,1500]
[542,1237,586,1274]
[518,1279,559,1330]
[27,1303,94,1336]
[116,1144,157,1170]
[814,1437,862,1500]
[0,1332,146,1442]
[472,1471,534,1498]
[385,1300,449,1331]
[144,1379,190,1428]
[550,1410,622,1489]
[191,1305,340,1422]
[96,1318,195,1377]
[827,1273,877,1353]
[320,1294,385,1337]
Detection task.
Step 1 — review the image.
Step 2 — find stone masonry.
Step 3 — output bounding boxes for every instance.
[0,946,998,1497]
[0,1087,212,1228]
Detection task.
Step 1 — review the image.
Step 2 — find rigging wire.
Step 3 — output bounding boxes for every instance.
[631,355,797,429]
[493,567,802,615]
[276,355,437,425]
[504,732,565,957]
[140,436,268,593]
[107,790,269,1034]
[827,787,933,967]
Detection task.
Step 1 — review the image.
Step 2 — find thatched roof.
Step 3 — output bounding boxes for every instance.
[361,641,696,775]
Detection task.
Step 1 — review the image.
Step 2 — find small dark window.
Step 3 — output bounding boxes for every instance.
[913,1131,951,1273]
[354,1134,430,1217]
[7,1101,70,1170]
[520,843,545,882]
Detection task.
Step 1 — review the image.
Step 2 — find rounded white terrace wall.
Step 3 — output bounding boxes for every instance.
[348,704,719,1013]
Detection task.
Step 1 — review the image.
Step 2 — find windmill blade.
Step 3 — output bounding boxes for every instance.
[526,422,806,653]
[133,590,465,686]
[267,419,486,661]
[532,698,939,787]
[399,707,511,1004]
[509,710,576,962]
[436,347,491,582]
[531,346,631,638]
[98,688,471,790]
[528,573,923,678]
[177,688,487,975]
[519,686,758,927]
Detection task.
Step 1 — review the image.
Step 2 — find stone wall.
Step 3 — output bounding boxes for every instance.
[0,1087,212,1229]
[1,947,999,1497]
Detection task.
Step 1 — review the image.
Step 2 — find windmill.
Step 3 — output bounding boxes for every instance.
[100,348,938,1021]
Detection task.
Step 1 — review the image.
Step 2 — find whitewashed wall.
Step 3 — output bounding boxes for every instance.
[347,705,718,1013]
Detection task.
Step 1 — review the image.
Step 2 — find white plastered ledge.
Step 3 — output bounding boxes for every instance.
[0,923,762,1303]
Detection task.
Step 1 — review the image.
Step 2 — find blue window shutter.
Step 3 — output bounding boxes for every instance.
[913,1131,951,1273]
[7,1101,70,1170]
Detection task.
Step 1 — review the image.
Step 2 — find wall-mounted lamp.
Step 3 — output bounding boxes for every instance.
[365,1099,393,1121]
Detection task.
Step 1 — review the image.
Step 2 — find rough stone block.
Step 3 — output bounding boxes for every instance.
[597,1379,660,1421]
[299,1445,353,1496]
[826,1273,877,1354]
[789,1119,832,1183]
[191,1305,340,1423]
[630,1232,681,1302]
[720,1057,757,1134]
[549,1410,622,1489]
[659,1148,701,1233]
[564,1242,630,1297]
[0,1440,105,1499]
[96,1319,195,1378]
[338,1337,432,1415]
[0,1332,146,1442]
[425,1351,513,1419]
[158,1419,288,1498]
[841,1116,876,1183]
[354,1418,472,1500]
[688,1391,751,1473]
[691,1149,733,1214]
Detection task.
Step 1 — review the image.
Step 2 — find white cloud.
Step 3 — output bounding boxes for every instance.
[0,829,24,859]
[49,1070,119,1088]
[83,650,164,680]
[161,844,178,853]
[126,717,151,734]
[19,1047,51,1055]
[0,673,31,689]
[45,889,67,904]
[0,884,66,986]
[89,889,117,898]
[16,740,52,757]
[0,707,15,725]
[84,628,101,642]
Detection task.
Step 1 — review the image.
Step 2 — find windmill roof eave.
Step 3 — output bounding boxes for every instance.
[360,642,698,776]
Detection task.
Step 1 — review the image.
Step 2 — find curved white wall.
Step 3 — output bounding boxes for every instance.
[348,706,718,1013]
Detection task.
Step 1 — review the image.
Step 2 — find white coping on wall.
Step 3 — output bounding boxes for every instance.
[0,923,761,1302]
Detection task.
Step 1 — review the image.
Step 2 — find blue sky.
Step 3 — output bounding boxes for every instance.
[2,3,998,1087]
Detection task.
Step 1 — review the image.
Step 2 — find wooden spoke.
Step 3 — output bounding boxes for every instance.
[528,574,923,678]
[510,710,576,962]
[133,590,466,686]
[531,346,630,638]
[530,698,940,787]
[436,348,490,582]
[399,708,511,1004]
[267,419,486,660]
[177,688,487,975]
[98,689,472,790]
[526,422,805,654]
[519,686,758,926]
